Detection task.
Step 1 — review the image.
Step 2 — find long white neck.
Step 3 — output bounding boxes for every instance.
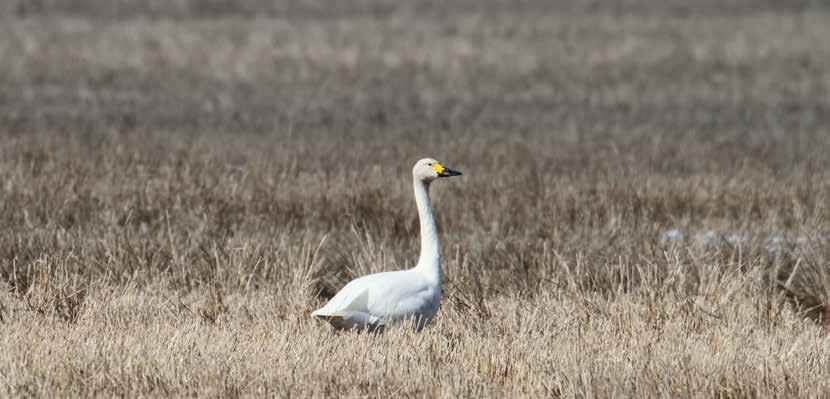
[413,177,441,286]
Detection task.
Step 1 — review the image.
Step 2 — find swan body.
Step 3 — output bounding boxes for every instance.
[312,158,462,332]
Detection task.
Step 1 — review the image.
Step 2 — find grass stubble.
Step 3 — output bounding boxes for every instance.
[1,0,830,397]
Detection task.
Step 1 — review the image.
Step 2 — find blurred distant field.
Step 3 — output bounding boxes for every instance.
[1,1,829,397]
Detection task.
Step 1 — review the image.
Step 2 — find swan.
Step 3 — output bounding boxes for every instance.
[311,158,462,332]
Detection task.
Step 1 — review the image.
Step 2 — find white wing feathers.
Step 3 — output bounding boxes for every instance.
[312,270,439,331]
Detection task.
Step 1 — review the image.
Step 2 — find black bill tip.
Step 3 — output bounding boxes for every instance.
[439,168,462,177]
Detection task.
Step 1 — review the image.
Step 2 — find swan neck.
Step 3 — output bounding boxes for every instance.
[413,178,441,284]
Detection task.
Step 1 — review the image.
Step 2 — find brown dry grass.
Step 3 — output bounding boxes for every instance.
[1,0,830,397]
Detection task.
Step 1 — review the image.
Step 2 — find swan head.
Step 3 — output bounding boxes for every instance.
[413,158,462,183]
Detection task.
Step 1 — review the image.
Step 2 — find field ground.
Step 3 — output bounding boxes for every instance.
[1,0,830,397]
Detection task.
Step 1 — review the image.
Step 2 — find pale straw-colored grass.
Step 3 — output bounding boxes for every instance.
[2,1,830,397]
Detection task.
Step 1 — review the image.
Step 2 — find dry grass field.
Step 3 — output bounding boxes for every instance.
[1,0,830,397]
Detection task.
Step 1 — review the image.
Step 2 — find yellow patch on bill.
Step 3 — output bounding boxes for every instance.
[432,163,445,174]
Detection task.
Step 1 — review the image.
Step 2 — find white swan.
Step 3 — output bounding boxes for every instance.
[312,158,462,332]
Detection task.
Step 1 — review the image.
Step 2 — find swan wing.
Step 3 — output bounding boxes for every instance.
[313,270,439,329]
[364,271,439,325]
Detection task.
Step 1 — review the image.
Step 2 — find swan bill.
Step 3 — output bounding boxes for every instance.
[437,167,462,177]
